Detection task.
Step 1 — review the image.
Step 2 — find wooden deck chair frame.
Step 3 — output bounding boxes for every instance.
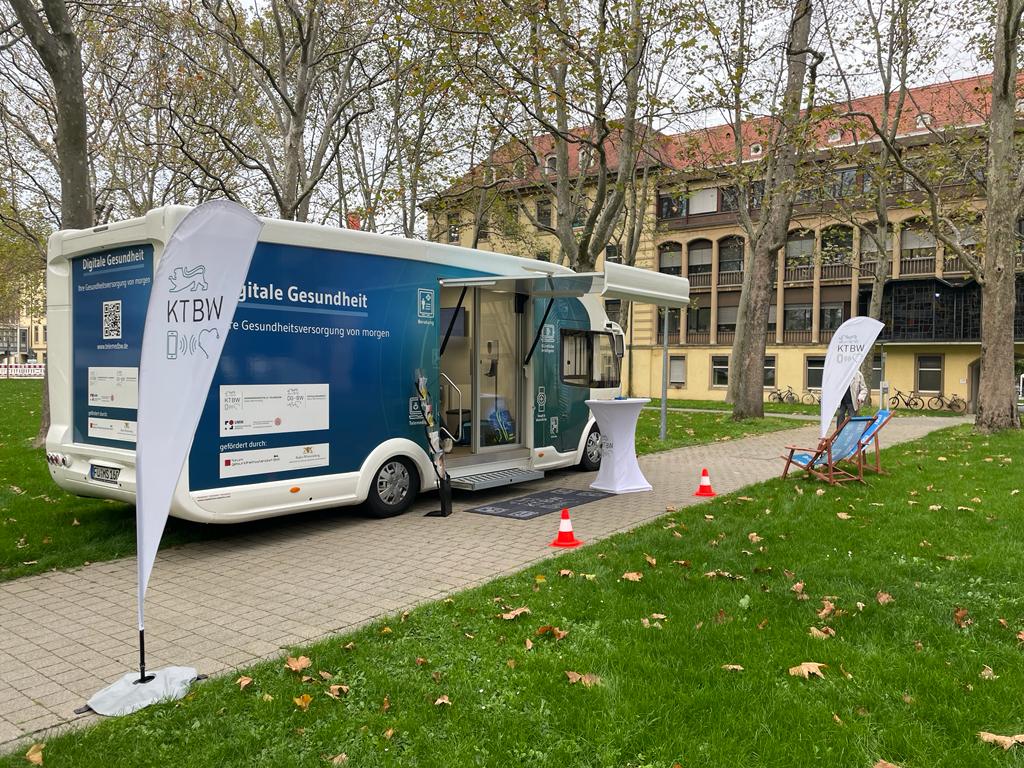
[780,415,877,486]
[858,409,893,476]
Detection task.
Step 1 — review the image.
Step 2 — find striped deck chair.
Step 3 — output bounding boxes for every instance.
[857,408,893,476]
[781,414,878,485]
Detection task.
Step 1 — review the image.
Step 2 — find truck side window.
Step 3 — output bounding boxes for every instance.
[560,330,620,388]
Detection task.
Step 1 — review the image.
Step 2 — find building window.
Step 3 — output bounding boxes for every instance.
[656,307,681,342]
[901,223,936,261]
[33,327,39,343]
[536,199,552,228]
[806,355,826,389]
[572,206,586,228]
[717,306,738,333]
[447,214,460,244]
[687,305,711,332]
[535,250,551,262]
[544,155,557,174]
[711,355,729,387]
[750,143,763,156]
[830,168,858,199]
[820,304,844,332]
[658,242,682,276]
[657,193,686,219]
[868,352,882,388]
[605,244,621,263]
[785,230,815,268]
[821,226,853,263]
[784,304,813,331]
[688,187,718,215]
[687,240,712,274]
[604,299,621,324]
[720,186,739,212]
[763,355,776,388]
[669,356,686,386]
[718,236,744,273]
[917,354,943,393]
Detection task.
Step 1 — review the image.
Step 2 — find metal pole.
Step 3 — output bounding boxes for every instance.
[660,307,669,441]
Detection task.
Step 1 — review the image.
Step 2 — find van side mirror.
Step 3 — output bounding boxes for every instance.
[613,334,624,358]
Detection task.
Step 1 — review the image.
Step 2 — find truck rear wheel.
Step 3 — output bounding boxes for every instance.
[365,456,419,518]
[578,426,602,472]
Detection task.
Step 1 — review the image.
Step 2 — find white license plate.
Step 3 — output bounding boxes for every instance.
[90,465,120,483]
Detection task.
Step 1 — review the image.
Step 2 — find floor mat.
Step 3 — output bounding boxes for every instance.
[466,487,613,520]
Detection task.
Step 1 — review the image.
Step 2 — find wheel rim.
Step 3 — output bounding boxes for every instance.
[585,431,602,464]
[376,461,410,506]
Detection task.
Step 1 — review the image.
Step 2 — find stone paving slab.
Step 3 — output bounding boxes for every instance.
[0,416,963,750]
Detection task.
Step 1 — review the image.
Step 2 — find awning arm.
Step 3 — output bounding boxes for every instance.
[439,286,468,357]
[523,298,555,367]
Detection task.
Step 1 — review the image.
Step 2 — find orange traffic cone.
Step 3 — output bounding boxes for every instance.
[549,508,583,548]
[693,468,717,497]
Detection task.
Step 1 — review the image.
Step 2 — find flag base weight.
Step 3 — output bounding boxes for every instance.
[84,666,199,716]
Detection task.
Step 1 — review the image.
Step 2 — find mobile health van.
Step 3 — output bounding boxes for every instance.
[45,207,689,522]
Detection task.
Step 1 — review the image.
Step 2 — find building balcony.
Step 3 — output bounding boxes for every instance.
[899,255,936,276]
[687,331,710,344]
[716,330,735,345]
[944,256,968,274]
[858,261,893,280]
[782,329,813,344]
[689,271,712,288]
[655,330,681,346]
[784,264,813,282]
[718,270,743,287]
[821,262,852,280]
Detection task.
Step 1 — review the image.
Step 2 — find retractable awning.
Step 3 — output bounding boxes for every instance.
[439,261,690,309]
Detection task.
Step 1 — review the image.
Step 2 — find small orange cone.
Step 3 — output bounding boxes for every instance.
[693,467,717,497]
[549,508,583,548]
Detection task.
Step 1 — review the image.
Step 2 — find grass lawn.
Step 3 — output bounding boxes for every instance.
[0,381,800,583]
[648,397,969,418]
[8,424,1023,767]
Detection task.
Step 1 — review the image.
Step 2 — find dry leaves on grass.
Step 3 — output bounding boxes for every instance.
[954,606,973,628]
[788,662,827,679]
[565,671,602,687]
[381,695,391,713]
[329,754,349,764]
[499,606,531,620]
[809,626,836,639]
[818,599,835,619]
[748,532,763,543]
[236,676,252,690]
[558,569,574,578]
[876,591,894,606]
[536,625,569,640]
[978,732,1024,750]
[874,761,901,768]
[434,695,451,706]
[293,693,312,711]
[836,512,852,520]
[621,571,643,582]
[645,554,657,568]
[980,665,999,680]
[25,743,44,765]
[721,664,744,672]
[285,656,311,672]
[326,684,350,699]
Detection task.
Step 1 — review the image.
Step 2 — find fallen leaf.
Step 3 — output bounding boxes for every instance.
[748,532,763,543]
[71,518,79,526]
[928,504,942,511]
[788,661,827,679]
[645,553,657,568]
[621,571,643,582]
[704,514,715,520]
[791,581,805,594]
[319,670,333,680]
[704,569,745,581]
[565,670,601,687]
[795,486,804,495]
[380,626,392,635]
[326,684,350,699]
[978,732,1024,750]
[902,693,914,704]
[738,496,754,501]
[500,606,531,620]
[343,642,356,651]
[954,606,973,628]
[415,657,428,666]
[381,695,390,712]
[836,512,852,520]
[524,638,533,650]
[784,569,796,579]
[431,671,442,682]
[383,728,395,740]
[980,665,999,680]
[874,761,901,768]
[534,574,546,584]
[506,658,516,669]
[434,695,451,706]
[293,693,312,711]
[818,599,835,619]
[857,601,866,611]
[401,611,410,622]
[816,489,826,496]
[261,693,274,702]
[876,591,894,606]
[301,675,313,683]
[937,456,947,462]
[285,656,311,672]
[672,559,691,568]
[581,573,597,581]
[536,625,569,640]
[999,618,1009,629]
[330,754,349,764]
[236,676,252,690]
[757,618,769,630]
[651,613,667,620]
[809,626,836,639]
[558,569,574,577]
[834,713,843,726]
[25,743,44,765]
[721,664,744,671]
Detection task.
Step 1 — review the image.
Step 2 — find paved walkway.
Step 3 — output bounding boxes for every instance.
[0,415,964,749]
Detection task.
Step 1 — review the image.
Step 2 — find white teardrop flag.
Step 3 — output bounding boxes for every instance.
[136,202,262,630]
[819,316,884,438]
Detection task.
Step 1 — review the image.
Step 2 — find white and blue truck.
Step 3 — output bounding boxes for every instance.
[44,207,689,522]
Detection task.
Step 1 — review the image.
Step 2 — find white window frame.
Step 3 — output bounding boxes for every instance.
[669,355,686,387]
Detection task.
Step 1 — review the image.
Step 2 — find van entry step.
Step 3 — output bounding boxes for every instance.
[449,468,545,491]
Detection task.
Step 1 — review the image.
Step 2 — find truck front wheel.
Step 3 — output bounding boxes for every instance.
[366,456,419,518]
[578,426,602,472]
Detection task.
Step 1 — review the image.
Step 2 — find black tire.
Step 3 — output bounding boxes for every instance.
[801,393,816,405]
[950,397,967,414]
[768,392,783,403]
[365,456,419,518]
[889,396,901,408]
[578,425,602,472]
[908,396,924,410]
[927,396,943,411]
[785,392,798,404]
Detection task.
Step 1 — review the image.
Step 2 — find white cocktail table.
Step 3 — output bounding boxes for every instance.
[585,398,652,494]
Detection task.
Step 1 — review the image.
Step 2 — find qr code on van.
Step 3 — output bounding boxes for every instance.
[102,300,122,340]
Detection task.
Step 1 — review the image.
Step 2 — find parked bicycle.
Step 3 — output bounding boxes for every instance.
[889,388,924,410]
[768,385,800,404]
[801,390,821,405]
[927,392,967,413]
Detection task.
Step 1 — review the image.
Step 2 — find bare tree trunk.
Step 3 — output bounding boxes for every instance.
[729,0,814,419]
[6,0,93,447]
[977,0,1022,431]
